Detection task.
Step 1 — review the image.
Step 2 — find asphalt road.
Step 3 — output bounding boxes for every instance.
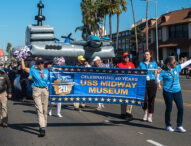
[0,76,190,146]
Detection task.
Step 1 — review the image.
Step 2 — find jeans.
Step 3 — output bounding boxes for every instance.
[163,90,183,127]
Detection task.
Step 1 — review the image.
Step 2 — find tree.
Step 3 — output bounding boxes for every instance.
[115,0,127,51]
[130,0,138,54]
[107,0,118,39]
[6,42,12,62]
[81,0,103,36]
[145,0,149,50]
[128,28,143,50]
[75,25,91,40]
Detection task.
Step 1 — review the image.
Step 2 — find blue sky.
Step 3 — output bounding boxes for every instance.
[0,0,190,51]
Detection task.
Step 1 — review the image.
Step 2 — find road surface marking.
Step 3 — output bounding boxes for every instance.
[156,98,191,107]
[146,140,164,146]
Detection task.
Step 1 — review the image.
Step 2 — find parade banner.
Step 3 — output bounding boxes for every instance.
[49,66,147,106]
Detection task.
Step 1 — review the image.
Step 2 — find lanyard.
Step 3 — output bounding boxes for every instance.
[145,62,151,70]
[168,70,176,89]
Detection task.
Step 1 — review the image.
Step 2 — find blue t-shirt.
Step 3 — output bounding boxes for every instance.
[29,68,49,87]
[139,61,158,80]
[159,65,181,93]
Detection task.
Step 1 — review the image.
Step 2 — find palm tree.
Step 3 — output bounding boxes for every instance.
[81,0,98,35]
[146,0,149,50]
[130,0,139,54]
[6,42,12,62]
[75,25,91,40]
[115,0,127,51]
[107,0,119,39]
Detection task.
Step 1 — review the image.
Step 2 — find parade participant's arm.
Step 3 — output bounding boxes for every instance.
[156,74,162,90]
[181,59,191,69]
[28,68,33,80]
[6,75,12,98]
[21,59,30,73]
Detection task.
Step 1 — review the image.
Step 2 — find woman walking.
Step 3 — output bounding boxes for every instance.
[139,50,158,122]
[158,56,191,132]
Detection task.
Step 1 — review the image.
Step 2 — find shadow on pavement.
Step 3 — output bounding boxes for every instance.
[8,123,39,136]
[8,122,116,135]
[13,101,34,107]
[82,109,164,131]
[109,119,165,131]
[23,110,36,115]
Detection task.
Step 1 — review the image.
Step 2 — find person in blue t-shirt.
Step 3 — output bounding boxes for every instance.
[158,56,191,133]
[28,58,49,137]
[139,50,158,123]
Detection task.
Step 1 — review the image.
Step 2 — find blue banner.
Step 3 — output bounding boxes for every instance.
[49,66,147,106]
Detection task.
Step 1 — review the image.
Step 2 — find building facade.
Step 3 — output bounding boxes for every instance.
[108,8,191,62]
[150,8,191,61]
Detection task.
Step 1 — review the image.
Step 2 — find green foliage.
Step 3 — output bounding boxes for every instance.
[6,42,13,62]
[128,28,143,49]
[79,0,128,38]
[75,25,90,40]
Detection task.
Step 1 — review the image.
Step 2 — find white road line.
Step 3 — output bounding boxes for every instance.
[146,140,164,146]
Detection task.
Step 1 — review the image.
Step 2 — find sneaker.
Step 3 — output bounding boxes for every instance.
[1,122,8,128]
[166,126,174,132]
[176,126,186,133]
[48,111,52,116]
[147,116,152,123]
[101,104,105,109]
[57,113,63,118]
[143,113,147,121]
[96,106,102,111]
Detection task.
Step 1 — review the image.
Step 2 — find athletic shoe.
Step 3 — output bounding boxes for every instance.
[48,110,52,116]
[1,122,8,128]
[176,126,186,133]
[96,106,102,111]
[143,113,147,121]
[57,113,63,118]
[147,116,152,123]
[166,126,174,132]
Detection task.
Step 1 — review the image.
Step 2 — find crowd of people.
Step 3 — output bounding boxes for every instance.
[0,50,191,137]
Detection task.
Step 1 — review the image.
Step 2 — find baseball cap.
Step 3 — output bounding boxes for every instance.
[78,55,85,61]
[36,57,44,65]
[122,53,129,57]
[93,56,101,62]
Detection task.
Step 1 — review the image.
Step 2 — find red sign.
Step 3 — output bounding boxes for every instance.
[0,49,3,57]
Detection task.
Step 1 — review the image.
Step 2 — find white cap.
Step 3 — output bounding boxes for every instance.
[93,56,101,62]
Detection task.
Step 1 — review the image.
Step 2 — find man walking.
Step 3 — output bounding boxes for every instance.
[92,56,106,110]
[73,56,86,111]
[117,53,135,120]
[28,58,49,137]
[0,62,12,127]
